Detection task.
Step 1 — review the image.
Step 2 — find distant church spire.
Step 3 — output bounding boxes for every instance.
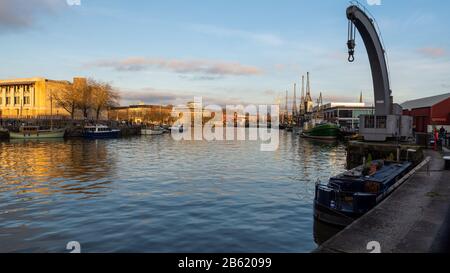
[359,91,363,103]
[318,92,323,107]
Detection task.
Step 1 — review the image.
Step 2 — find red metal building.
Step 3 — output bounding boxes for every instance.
[402,93,450,133]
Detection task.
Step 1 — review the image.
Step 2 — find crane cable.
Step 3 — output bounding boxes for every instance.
[347,20,356,62]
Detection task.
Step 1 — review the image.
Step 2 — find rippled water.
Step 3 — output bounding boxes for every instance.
[0,131,347,253]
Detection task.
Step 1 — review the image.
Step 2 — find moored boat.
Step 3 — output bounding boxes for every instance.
[9,126,65,139]
[301,123,340,140]
[314,160,413,227]
[169,124,185,133]
[0,127,9,139]
[141,125,164,135]
[84,125,120,139]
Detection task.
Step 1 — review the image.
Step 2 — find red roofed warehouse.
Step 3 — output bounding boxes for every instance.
[402,93,450,133]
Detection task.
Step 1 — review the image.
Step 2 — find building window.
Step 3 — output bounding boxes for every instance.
[365,116,375,128]
[376,116,387,129]
[339,109,353,118]
[0,97,2,105]
[24,89,31,105]
[6,97,11,105]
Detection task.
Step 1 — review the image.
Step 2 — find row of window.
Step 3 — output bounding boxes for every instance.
[0,85,34,94]
[0,96,31,106]
[324,109,374,119]
[364,116,387,129]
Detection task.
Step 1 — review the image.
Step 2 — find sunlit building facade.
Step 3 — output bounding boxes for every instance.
[321,102,374,129]
[0,77,86,119]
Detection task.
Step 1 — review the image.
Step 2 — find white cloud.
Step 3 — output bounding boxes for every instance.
[119,87,252,106]
[91,57,263,77]
[367,0,382,6]
[0,0,65,31]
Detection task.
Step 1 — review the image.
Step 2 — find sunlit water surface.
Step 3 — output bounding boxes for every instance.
[0,131,347,252]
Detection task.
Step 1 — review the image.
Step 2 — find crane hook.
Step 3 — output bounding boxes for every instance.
[347,39,356,63]
[348,52,355,62]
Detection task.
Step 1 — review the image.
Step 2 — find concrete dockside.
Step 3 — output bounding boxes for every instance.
[346,141,424,169]
[315,149,450,253]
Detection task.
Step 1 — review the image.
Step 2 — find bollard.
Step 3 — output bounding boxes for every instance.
[444,156,450,171]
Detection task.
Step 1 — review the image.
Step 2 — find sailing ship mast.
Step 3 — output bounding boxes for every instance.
[285,90,289,125]
[292,83,298,125]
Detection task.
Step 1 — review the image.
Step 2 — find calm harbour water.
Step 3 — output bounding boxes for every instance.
[0,130,347,253]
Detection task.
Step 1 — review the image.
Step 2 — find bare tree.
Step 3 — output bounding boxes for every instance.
[90,79,120,121]
[48,78,120,121]
[76,80,92,119]
[49,83,78,120]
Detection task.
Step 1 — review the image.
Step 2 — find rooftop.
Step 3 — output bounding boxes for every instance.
[401,93,450,110]
[0,77,46,85]
[0,77,79,85]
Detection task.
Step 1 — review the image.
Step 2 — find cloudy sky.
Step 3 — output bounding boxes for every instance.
[0,0,449,106]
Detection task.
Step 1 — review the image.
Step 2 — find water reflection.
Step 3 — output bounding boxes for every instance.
[0,139,115,197]
[0,131,348,252]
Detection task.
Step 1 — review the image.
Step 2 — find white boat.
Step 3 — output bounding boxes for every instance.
[169,124,185,133]
[141,126,164,135]
[9,126,65,139]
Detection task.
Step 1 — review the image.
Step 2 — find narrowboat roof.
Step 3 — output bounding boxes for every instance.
[84,125,109,128]
[330,161,412,184]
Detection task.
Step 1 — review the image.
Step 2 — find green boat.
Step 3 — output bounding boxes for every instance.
[301,123,340,140]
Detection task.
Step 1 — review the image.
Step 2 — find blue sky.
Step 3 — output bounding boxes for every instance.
[1,0,449,106]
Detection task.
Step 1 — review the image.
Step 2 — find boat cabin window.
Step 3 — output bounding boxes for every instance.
[22,127,38,132]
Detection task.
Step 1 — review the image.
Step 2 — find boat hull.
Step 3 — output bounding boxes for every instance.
[141,129,164,135]
[301,133,338,140]
[9,130,65,139]
[84,131,120,139]
[301,124,340,140]
[0,129,9,139]
[314,201,360,227]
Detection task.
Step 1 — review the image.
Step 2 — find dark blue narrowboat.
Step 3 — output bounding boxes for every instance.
[83,125,120,139]
[314,160,413,227]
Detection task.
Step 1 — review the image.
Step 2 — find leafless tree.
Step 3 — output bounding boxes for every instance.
[90,79,120,121]
[49,82,78,120]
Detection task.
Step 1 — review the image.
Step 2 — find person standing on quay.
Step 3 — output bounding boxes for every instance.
[434,128,439,151]
[439,126,446,144]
